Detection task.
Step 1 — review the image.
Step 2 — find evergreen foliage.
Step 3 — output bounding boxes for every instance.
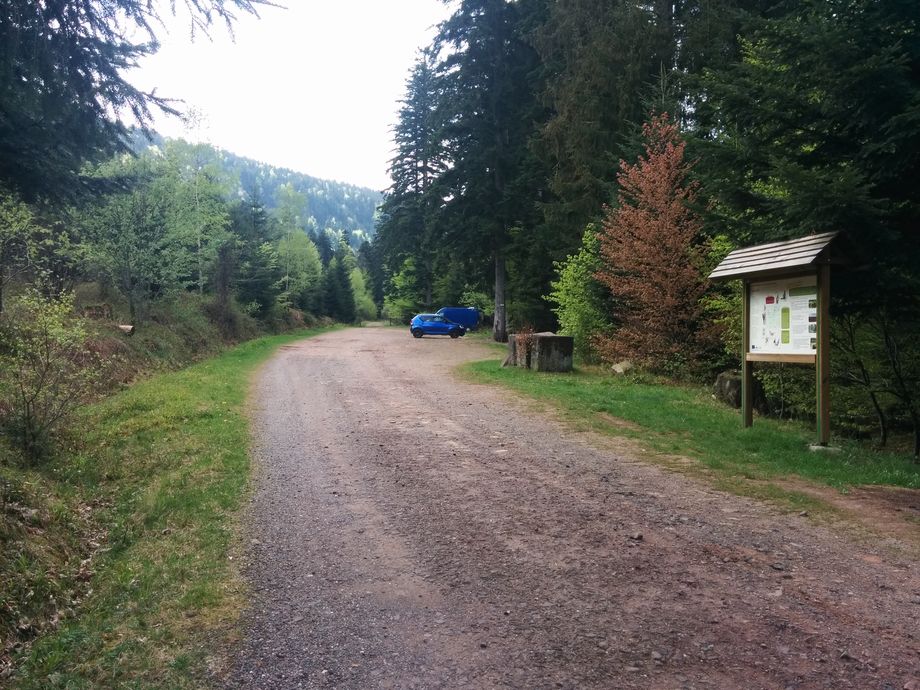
[0,0,265,200]
[323,255,357,324]
[230,193,282,318]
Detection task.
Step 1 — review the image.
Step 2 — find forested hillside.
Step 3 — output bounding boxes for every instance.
[0,0,385,466]
[376,0,920,456]
[223,150,381,247]
[130,130,381,248]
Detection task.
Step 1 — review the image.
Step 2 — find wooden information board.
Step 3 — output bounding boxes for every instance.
[710,233,839,446]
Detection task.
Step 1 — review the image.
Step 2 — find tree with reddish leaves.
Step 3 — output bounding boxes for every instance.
[595,113,710,374]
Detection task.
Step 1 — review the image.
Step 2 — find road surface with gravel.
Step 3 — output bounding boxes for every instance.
[225,326,919,689]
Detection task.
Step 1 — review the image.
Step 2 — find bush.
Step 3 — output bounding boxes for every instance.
[0,291,100,462]
[545,227,612,363]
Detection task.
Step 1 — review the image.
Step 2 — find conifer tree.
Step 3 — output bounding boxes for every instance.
[595,113,709,373]
[432,0,546,341]
[376,55,446,308]
[231,191,282,317]
[322,243,356,323]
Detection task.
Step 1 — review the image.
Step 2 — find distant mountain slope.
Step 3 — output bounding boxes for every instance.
[130,130,382,245]
[219,149,382,244]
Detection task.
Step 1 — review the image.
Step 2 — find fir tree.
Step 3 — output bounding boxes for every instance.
[595,113,710,373]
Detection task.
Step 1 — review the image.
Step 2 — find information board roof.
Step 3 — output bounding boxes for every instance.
[709,231,839,282]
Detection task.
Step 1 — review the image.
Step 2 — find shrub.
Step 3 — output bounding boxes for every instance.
[0,291,100,462]
[545,226,612,363]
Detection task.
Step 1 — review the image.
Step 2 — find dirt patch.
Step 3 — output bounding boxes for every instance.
[225,328,920,689]
[771,479,920,550]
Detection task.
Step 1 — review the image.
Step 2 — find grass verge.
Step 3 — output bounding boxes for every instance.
[462,360,920,493]
[7,327,335,689]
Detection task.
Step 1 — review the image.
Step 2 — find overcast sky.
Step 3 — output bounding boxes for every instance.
[129,1,453,191]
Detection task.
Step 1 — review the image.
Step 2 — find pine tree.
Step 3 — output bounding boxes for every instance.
[231,191,282,317]
[595,113,709,373]
[533,0,769,257]
[357,240,385,315]
[322,243,356,323]
[695,0,920,313]
[432,0,547,341]
[376,55,448,309]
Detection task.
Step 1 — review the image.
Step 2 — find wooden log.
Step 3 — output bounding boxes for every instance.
[501,334,517,368]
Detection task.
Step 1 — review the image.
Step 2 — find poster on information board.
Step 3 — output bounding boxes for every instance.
[748,276,818,356]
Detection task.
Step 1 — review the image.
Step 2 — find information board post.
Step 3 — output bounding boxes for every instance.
[741,281,753,428]
[708,232,839,448]
[744,274,825,443]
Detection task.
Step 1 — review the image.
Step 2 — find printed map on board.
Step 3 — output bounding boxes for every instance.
[749,277,818,356]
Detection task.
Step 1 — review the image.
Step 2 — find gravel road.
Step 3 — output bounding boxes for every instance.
[225,327,920,689]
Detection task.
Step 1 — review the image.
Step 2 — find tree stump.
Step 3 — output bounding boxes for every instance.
[532,334,574,372]
[504,332,574,372]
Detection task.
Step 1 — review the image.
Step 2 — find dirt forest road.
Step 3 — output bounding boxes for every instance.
[226,327,920,690]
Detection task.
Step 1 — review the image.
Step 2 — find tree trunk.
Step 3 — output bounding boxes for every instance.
[880,317,919,462]
[868,390,888,447]
[197,233,204,295]
[493,252,507,342]
[908,410,919,462]
[655,0,676,69]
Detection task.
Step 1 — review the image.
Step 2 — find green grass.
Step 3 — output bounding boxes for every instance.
[463,360,920,492]
[463,328,510,353]
[9,327,336,689]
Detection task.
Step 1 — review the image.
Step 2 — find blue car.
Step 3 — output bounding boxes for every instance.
[410,313,466,339]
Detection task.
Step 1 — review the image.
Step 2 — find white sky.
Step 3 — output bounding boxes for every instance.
[128,1,453,192]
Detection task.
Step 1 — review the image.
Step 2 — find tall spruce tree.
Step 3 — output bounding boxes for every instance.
[533,0,769,250]
[595,114,710,373]
[376,55,447,309]
[231,192,281,317]
[323,242,357,323]
[695,0,920,310]
[433,0,547,341]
